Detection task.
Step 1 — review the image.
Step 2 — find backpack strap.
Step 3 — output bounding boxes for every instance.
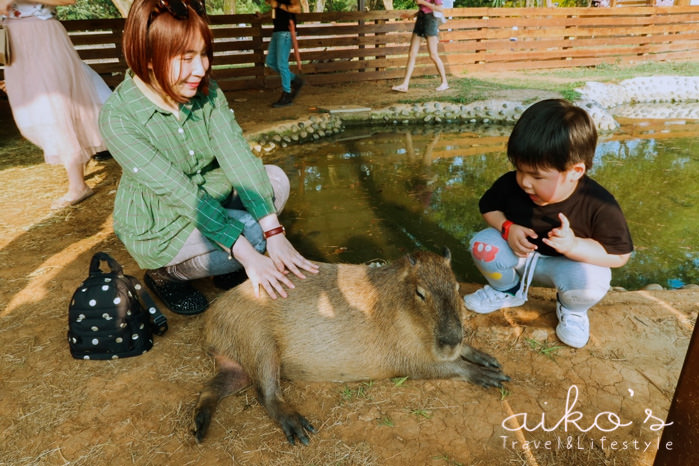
[89,251,124,277]
[126,275,169,336]
[90,252,168,336]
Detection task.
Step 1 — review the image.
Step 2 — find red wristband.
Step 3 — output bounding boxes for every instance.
[263,225,286,239]
[501,220,513,240]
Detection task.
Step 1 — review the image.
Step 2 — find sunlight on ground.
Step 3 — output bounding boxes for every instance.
[1,215,114,317]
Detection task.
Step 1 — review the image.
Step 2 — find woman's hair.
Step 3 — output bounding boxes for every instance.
[507,99,598,172]
[123,0,214,103]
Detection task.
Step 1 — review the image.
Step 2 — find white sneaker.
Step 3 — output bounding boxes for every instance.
[555,301,590,348]
[464,252,540,314]
[463,285,526,314]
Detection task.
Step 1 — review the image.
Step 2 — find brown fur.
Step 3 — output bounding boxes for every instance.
[193,249,509,445]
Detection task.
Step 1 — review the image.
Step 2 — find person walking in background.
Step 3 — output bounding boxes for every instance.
[265,0,303,107]
[0,0,110,209]
[392,0,449,93]
[100,0,318,316]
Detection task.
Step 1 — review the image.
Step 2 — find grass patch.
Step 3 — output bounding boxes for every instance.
[400,76,514,105]
[532,61,699,81]
[391,376,409,387]
[499,386,510,401]
[396,61,698,107]
[560,89,582,102]
[525,337,562,360]
[340,381,375,401]
[432,454,465,466]
[410,408,432,419]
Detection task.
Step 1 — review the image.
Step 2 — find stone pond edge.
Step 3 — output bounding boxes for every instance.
[247,76,699,155]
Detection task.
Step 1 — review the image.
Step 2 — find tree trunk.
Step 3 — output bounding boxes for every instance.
[223,0,236,13]
[110,0,132,17]
[382,0,394,10]
[313,0,324,12]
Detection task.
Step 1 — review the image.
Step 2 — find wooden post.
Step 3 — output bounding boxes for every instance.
[251,16,266,90]
[653,320,699,465]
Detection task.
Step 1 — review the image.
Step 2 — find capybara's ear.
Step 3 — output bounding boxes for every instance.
[441,247,452,264]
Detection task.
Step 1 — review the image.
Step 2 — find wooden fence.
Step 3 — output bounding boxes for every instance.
[1,6,697,91]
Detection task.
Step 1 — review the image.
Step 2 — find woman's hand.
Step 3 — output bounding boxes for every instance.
[265,233,319,281]
[231,235,296,299]
[231,233,318,300]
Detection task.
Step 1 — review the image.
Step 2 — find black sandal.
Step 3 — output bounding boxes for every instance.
[144,268,208,315]
[212,269,248,290]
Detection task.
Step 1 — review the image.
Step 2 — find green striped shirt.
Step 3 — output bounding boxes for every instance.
[99,73,276,269]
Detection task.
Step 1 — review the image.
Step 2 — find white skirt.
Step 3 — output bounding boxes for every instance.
[4,17,107,166]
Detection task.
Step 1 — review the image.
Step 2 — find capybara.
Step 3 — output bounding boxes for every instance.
[193,248,509,445]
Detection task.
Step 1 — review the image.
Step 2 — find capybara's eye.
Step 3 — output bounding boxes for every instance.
[416,286,426,301]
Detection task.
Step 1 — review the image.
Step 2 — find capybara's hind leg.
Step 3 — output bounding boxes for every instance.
[193,355,251,443]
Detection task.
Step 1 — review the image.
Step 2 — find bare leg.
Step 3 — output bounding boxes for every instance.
[392,34,422,92]
[52,158,94,209]
[426,35,449,91]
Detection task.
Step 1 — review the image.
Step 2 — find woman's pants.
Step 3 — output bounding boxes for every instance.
[265,31,295,93]
[165,165,290,280]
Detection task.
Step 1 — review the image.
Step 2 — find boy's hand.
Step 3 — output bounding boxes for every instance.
[542,213,577,254]
[508,224,538,257]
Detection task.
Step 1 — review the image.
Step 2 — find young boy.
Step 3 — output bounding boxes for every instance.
[463,99,633,348]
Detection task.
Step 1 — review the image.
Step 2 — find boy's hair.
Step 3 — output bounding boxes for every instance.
[123,0,214,104]
[507,99,597,172]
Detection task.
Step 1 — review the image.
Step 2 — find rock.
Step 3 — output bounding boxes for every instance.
[529,328,551,342]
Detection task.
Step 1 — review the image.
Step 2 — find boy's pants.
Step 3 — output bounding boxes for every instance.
[266,31,295,94]
[470,228,611,312]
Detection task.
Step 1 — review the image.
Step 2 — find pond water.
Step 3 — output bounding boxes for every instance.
[272,120,699,290]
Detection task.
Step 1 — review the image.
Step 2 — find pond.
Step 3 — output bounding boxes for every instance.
[272,120,699,291]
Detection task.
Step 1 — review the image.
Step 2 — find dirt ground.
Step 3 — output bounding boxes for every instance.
[1,74,697,466]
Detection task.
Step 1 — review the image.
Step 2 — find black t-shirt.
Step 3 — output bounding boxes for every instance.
[273,0,296,32]
[479,171,634,257]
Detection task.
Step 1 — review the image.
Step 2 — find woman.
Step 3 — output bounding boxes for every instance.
[99,0,318,315]
[391,0,449,93]
[1,0,108,209]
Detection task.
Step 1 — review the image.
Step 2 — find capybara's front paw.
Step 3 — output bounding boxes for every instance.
[461,345,502,368]
[472,366,510,389]
[279,412,316,445]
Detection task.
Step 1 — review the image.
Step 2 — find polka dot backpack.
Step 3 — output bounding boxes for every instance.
[67,252,168,360]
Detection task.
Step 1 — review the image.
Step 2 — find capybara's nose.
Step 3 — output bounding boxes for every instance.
[438,326,463,348]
